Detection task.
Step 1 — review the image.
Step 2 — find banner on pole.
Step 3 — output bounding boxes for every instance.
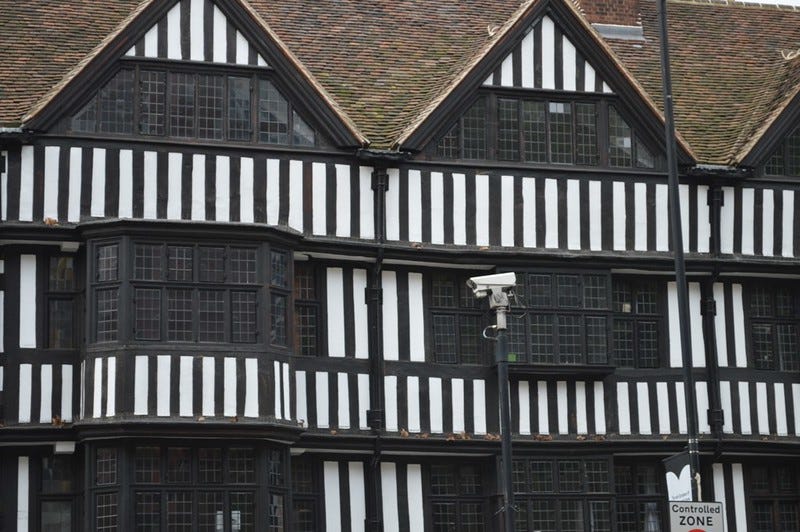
[663,452,692,502]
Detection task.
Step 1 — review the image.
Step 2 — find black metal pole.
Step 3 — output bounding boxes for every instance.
[496,324,514,531]
[657,0,701,500]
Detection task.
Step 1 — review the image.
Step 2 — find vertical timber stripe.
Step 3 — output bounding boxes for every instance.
[18,457,29,532]
[486,15,613,92]
[19,255,36,348]
[381,463,400,532]
[125,0,269,65]
[731,464,748,530]
[324,461,341,532]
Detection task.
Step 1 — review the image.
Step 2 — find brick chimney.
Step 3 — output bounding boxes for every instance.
[572,0,642,39]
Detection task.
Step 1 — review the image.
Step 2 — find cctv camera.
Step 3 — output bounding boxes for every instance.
[466,272,517,298]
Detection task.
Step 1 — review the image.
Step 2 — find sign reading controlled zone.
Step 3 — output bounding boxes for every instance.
[669,501,725,532]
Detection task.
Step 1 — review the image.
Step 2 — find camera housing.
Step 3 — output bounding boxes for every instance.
[466,272,517,298]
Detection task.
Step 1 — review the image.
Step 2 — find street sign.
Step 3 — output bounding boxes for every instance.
[669,501,725,532]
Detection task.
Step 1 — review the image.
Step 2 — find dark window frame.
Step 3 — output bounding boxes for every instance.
[433,91,662,170]
[614,461,667,532]
[426,462,488,531]
[293,261,323,356]
[745,283,800,371]
[512,456,614,532]
[45,253,82,349]
[68,63,319,148]
[746,462,800,532]
[765,127,800,177]
[506,271,612,366]
[611,277,667,369]
[427,272,490,365]
[291,456,323,532]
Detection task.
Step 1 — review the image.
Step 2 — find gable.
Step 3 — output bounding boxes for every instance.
[124,0,269,66]
[398,0,694,165]
[482,14,613,94]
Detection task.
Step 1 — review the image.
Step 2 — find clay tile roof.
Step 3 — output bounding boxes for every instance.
[248,0,524,148]
[606,0,800,166]
[0,0,146,127]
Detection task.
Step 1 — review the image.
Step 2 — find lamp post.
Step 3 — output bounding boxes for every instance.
[468,272,516,531]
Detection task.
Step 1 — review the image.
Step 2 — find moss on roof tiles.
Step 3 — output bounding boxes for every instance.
[0,0,146,127]
[607,0,800,165]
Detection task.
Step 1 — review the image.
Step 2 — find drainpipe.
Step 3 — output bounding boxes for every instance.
[365,163,389,532]
[705,186,726,453]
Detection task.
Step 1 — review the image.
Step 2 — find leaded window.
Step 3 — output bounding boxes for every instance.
[270,251,290,347]
[130,242,260,344]
[94,243,120,342]
[507,273,610,365]
[748,463,800,532]
[613,279,664,368]
[615,462,665,532]
[435,95,658,169]
[429,464,486,532]
[513,458,612,532]
[47,255,79,348]
[747,284,800,371]
[294,262,321,356]
[292,458,320,532]
[70,66,317,147]
[429,273,487,364]
[765,127,800,176]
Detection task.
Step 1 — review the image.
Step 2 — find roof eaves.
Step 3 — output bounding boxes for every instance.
[21,0,155,126]
[235,0,368,147]
[392,0,538,149]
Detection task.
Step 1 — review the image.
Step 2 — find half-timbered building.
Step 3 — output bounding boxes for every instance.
[2,0,800,530]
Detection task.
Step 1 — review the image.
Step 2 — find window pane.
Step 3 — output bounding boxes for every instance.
[49,299,74,348]
[530,500,556,531]
[232,291,257,343]
[558,460,582,492]
[230,248,257,284]
[460,314,483,364]
[779,501,799,531]
[199,247,225,283]
[752,323,774,369]
[135,492,160,532]
[294,263,316,299]
[198,448,222,484]
[167,448,191,483]
[438,123,459,158]
[589,500,612,532]
[292,459,316,494]
[271,294,287,345]
[432,502,456,532]
[549,102,573,164]
[638,321,660,368]
[269,449,285,487]
[228,448,256,484]
[293,500,316,532]
[497,98,519,161]
[586,316,607,364]
[636,136,656,168]
[530,461,554,492]
[259,80,289,144]
[557,275,581,308]
[167,492,193,531]
[585,460,609,492]
[507,314,527,363]
[766,146,785,175]
[135,244,163,280]
[614,320,635,367]
[637,283,659,314]
[559,500,583,532]
[522,101,547,163]
[169,72,196,138]
[197,74,224,140]
[231,492,255,532]
[637,465,660,495]
[751,287,773,317]
[96,448,118,485]
[96,493,118,531]
[135,288,162,340]
[557,314,582,364]
[98,69,134,134]
[42,455,73,493]
[168,245,193,281]
[96,289,119,342]
[575,102,598,165]
[461,502,484,531]
[463,98,486,160]
[609,105,633,167]
[97,244,119,282]
[583,275,608,309]
[295,304,318,356]
[50,256,76,290]
[613,281,633,313]
[271,251,289,287]
[788,130,800,176]
[72,96,97,132]
[139,70,166,136]
[753,502,774,532]
[292,111,315,146]
[167,288,193,341]
[434,315,457,364]
[527,274,552,308]
[431,465,456,495]
[530,314,554,364]
[134,447,161,483]
[42,500,71,532]
[198,492,224,531]
[512,460,528,494]
[269,494,285,531]
[199,291,226,342]
[228,76,252,141]
[431,277,456,307]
